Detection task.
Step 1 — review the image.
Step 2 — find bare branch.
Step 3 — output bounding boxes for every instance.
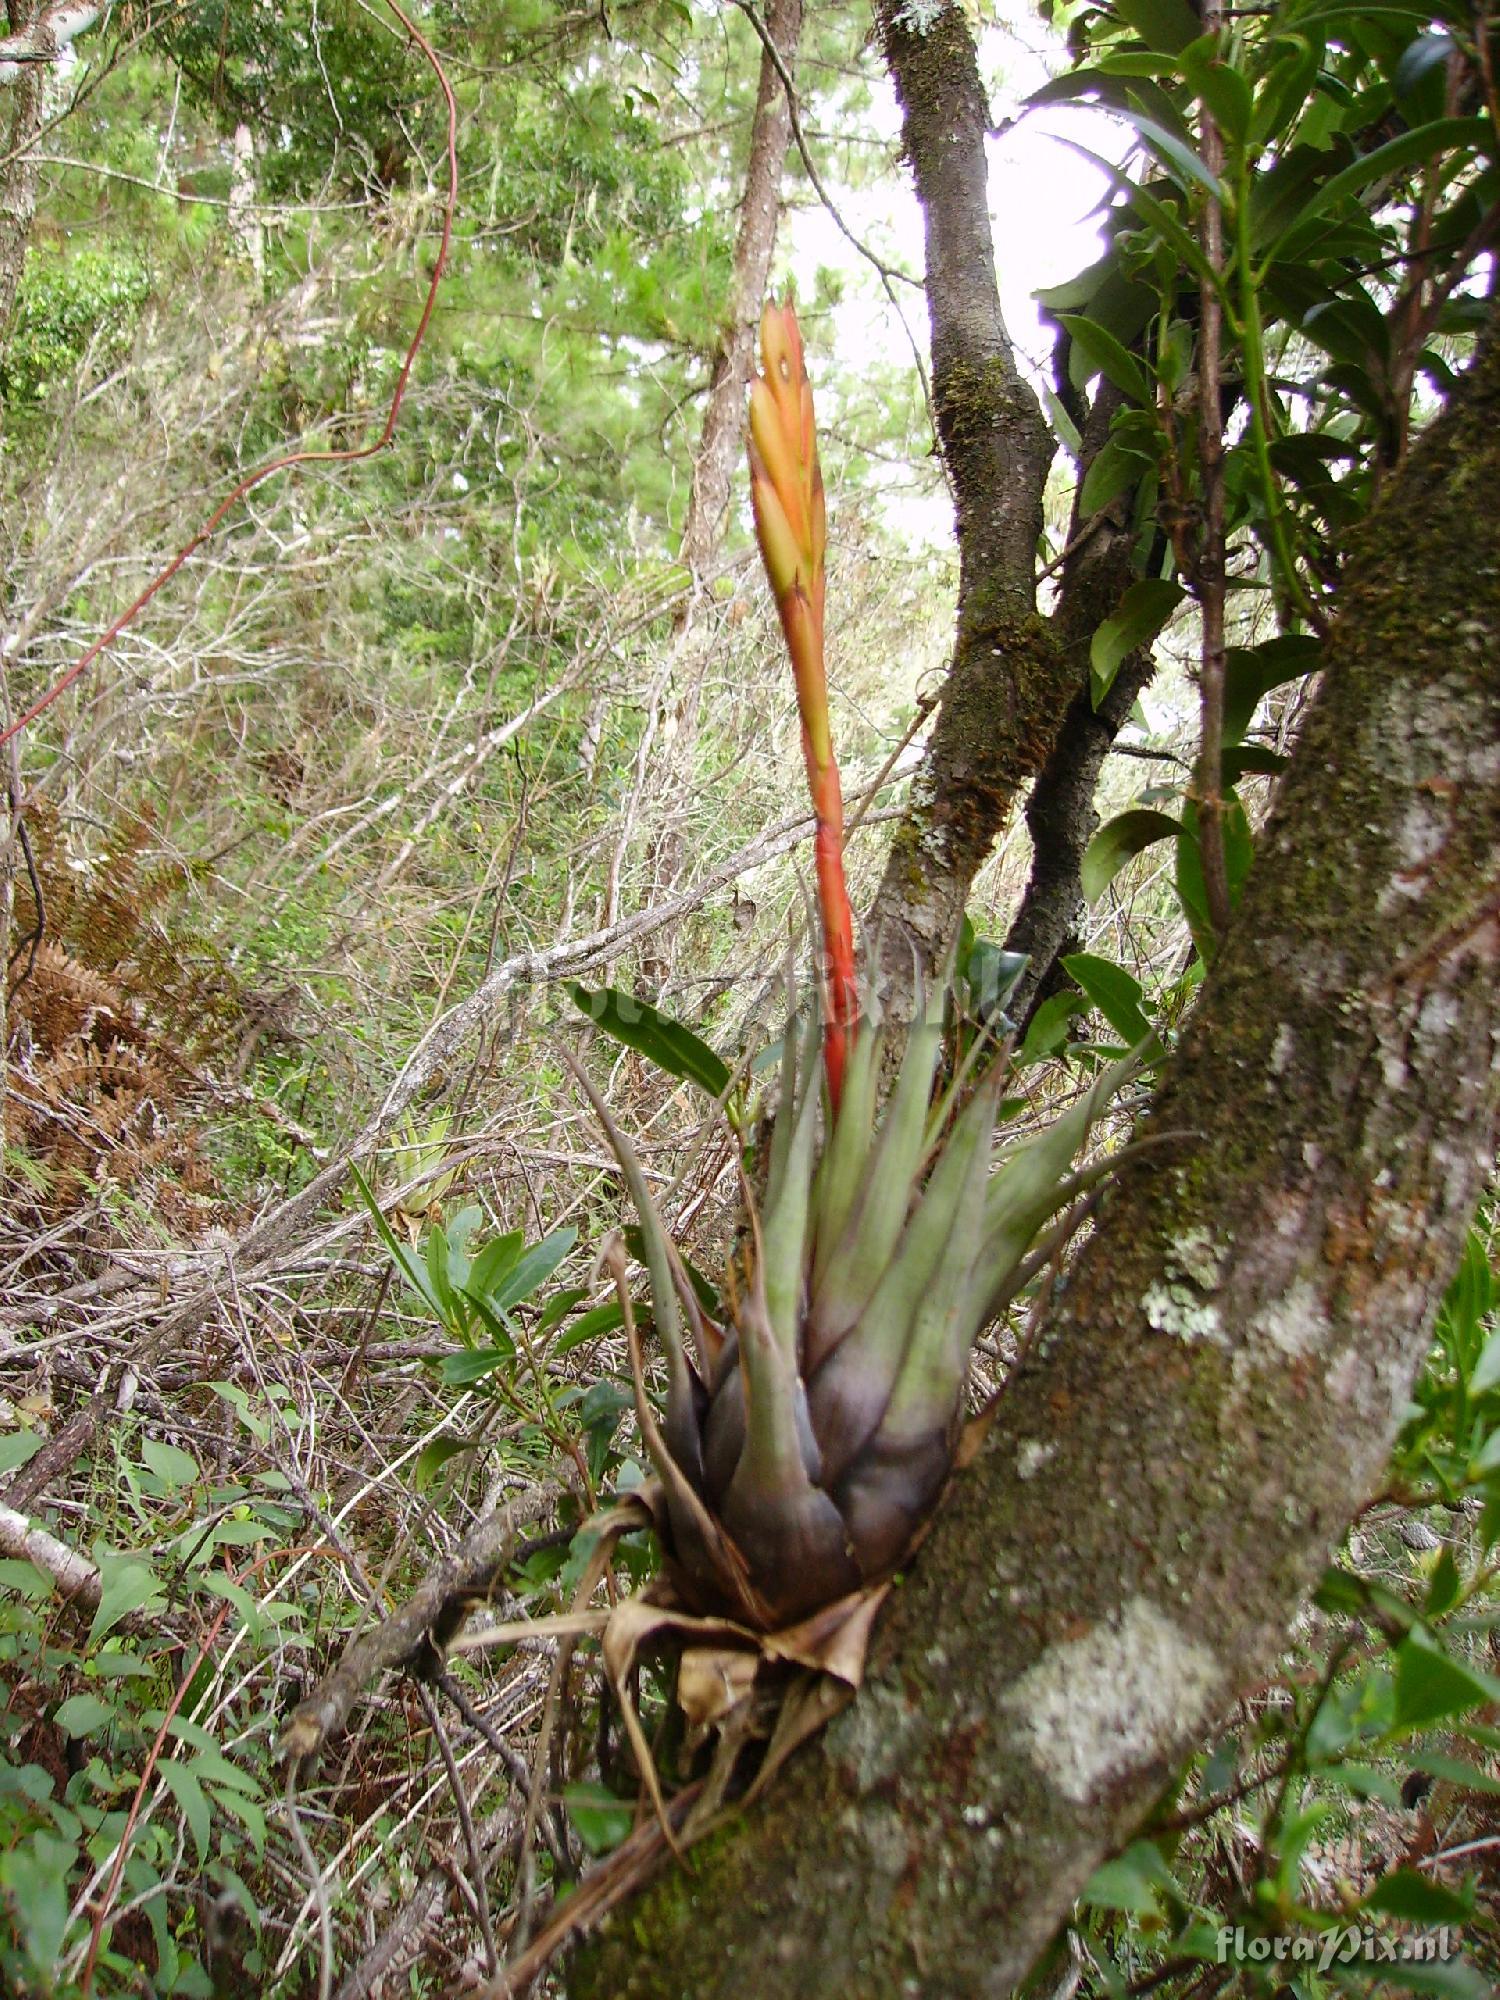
[0,6,98,88]
[0,1498,100,1605]
[281,1482,564,1768]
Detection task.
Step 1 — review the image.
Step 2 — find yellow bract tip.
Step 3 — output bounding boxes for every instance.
[749,298,823,595]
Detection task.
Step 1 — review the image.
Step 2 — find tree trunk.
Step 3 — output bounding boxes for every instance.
[0,4,45,351]
[565,310,1500,1999]
[863,0,1066,1005]
[677,0,803,586]
[1001,386,1165,1025]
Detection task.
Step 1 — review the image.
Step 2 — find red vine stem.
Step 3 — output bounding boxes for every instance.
[1,0,458,757]
[78,1597,234,1997]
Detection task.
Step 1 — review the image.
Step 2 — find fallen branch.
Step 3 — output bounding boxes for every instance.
[280,1482,564,1767]
[0,1498,99,1605]
[332,1801,523,2000]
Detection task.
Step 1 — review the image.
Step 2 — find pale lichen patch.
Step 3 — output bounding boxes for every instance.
[1142,1229,1230,1344]
[1418,990,1461,1042]
[1325,1345,1365,1406]
[830,1678,921,1795]
[1003,1597,1220,1805]
[892,0,948,32]
[1175,1227,1225,1291]
[1016,1439,1057,1481]
[1379,1041,1409,1092]
[1250,1278,1329,1360]
[1143,1279,1227,1345]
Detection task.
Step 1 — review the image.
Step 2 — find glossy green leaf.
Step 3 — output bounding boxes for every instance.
[962,938,1030,1021]
[1175,796,1254,953]
[535,1285,588,1337]
[1183,44,1253,145]
[439,1345,515,1385]
[1360,1870,1473,1938]
[158,1757,211,1861]
[487,1226,578,1312]
[570,984,730,1098]
[1391,1629,1500,1731]
[1469,1327,1500,1397]
[425,1220,458,1323]
[552,1299,626,1356]
[1356,1961,1490,1999]
[1062,953,1157,1051]
[87,1549,164,1648]
[1223,635,1322,742]
[0,1833,76,1987]
[1050,135,1225,295]
[351,1165,443,1317]
[414,1437,473,1490]
[140,1439,199,1490]
[0,1430,43,1477]
[1264,117,1493,267]
[1404,1749,1500,1796]
[54,1693,115,1736]
[1080,1838,1174,1914]
[1080,433,1150,514]
[1057,314,1153,405]
[1113,0,1200,54]
[1018,990,1086,1064]
[1251,35,1320,148]
[1114,105,1226,199]
[564,1781,635,1856]
[1082,807,1182,902]
[1221,744,1288,784]
[1317,1762,1403,1805]
[1394,32,1457,103]
[1089,578,1184,704]
[468,1230,524,1303]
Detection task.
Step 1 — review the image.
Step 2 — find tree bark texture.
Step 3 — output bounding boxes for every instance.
[0,4,45,351]
[1000,639,1155,1029]
[866,0,1070,997]
[566,314,1500,1999]
[677,0,803,584]
[1002,386,1164,1025]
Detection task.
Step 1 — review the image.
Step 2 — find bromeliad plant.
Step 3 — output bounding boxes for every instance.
[572,297,1131,1636]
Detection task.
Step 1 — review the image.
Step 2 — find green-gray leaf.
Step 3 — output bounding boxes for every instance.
[571,985,731,1098]
[1082,808,1183,903]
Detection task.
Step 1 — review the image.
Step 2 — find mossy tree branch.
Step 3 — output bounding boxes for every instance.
[866,0,1065,995]
[566,308,1500,1999]
[865,3,1158,1009]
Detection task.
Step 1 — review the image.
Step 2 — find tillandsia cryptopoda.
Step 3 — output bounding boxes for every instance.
[571,296,1129,1636]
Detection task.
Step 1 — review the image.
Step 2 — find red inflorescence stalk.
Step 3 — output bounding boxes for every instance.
[747,297,859,1106]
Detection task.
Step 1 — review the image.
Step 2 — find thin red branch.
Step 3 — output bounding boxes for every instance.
[78,1595,234,1996]
[1,0,458,758]
[79,1542,351,1995]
